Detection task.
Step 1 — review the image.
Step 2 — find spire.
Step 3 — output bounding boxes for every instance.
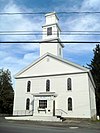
[40,12,64,57]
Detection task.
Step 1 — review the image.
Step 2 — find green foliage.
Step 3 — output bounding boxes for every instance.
[88,44,100,116]
[0,69,14,114]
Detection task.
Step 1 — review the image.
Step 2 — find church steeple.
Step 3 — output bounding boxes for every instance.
[40,12,64,57]
[42,12,61,40]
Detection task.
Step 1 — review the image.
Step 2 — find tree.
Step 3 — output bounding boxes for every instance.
[88,44,100,116]
[0,69,14,114]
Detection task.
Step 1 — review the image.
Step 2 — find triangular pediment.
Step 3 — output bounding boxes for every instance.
[15,53,89,78]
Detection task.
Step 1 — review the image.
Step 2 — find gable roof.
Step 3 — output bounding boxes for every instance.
[15,52,89,78]
[15,52,95,88]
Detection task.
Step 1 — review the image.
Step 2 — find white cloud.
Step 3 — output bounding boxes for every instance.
[0,1,42,41]
[59,0,100,55]
[23,52,38,62]
[0,1,41,79]
[81,0,100,11]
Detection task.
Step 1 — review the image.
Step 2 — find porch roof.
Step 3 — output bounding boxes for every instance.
[32,92,57,97]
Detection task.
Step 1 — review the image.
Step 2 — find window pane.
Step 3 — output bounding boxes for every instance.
[67,78,71,90]
[68,98,72,111]
[47,27,52,36]
[26,98,30,110]
[46,80,50,91]
[27,81,31,92]
[39,100,47,108]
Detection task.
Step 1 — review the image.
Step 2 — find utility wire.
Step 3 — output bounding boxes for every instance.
[0,41,100,43]
[1,11,100,15]
[1,33,100,35]
[1,31,100,33]
[1,31,100,35]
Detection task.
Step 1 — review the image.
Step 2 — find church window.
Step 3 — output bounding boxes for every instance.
[67,78,72,90]
[26,98,30,110]
[39,100,47,109]
[27,81,31,92]
[47,27,52,36]
[68,97,72,111]
[46,79,50,91]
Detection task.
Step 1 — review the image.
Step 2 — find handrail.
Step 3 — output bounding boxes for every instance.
[56,109,67,115]
[13,110,33,116]
[29,109,34,113]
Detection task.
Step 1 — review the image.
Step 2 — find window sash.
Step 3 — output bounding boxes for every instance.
[46,80,50,91]
[39,100,47,109]
[27,81,31,92]
[26,98,30,110]
[68,98,72,111]
[67,78,72,90]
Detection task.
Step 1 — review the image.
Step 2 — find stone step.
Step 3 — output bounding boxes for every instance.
[5,116,62,122]
[30,116,62,122]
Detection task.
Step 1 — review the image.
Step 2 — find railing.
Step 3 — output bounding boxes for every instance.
[13,110,34,116]
[56,109,67,116]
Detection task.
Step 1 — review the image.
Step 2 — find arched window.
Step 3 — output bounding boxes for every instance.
[27,81,31,92]
[46,80,50,92]
[26,98,30,110]
[68,97,72,111]
[67,78,72,90]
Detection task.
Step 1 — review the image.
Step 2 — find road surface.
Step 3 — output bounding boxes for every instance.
[0,118,100,133]
[0,117,100,133]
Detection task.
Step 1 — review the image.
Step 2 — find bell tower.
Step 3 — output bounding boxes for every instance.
[40,12,64,57]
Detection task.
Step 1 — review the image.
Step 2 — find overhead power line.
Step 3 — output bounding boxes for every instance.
[1,33,100,35]
[1,31,100,33]
[1,11,100,15]
[1,31,100,36]
[0,41,100,43]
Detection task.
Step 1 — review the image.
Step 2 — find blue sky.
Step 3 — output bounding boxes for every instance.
[0,0,100,85]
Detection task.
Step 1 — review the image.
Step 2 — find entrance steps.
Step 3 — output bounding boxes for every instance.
[5,116,62,122]
[56,115,66,121]
[31,116,62,122]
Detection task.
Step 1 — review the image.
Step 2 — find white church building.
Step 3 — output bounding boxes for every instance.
[13,12,96,121]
